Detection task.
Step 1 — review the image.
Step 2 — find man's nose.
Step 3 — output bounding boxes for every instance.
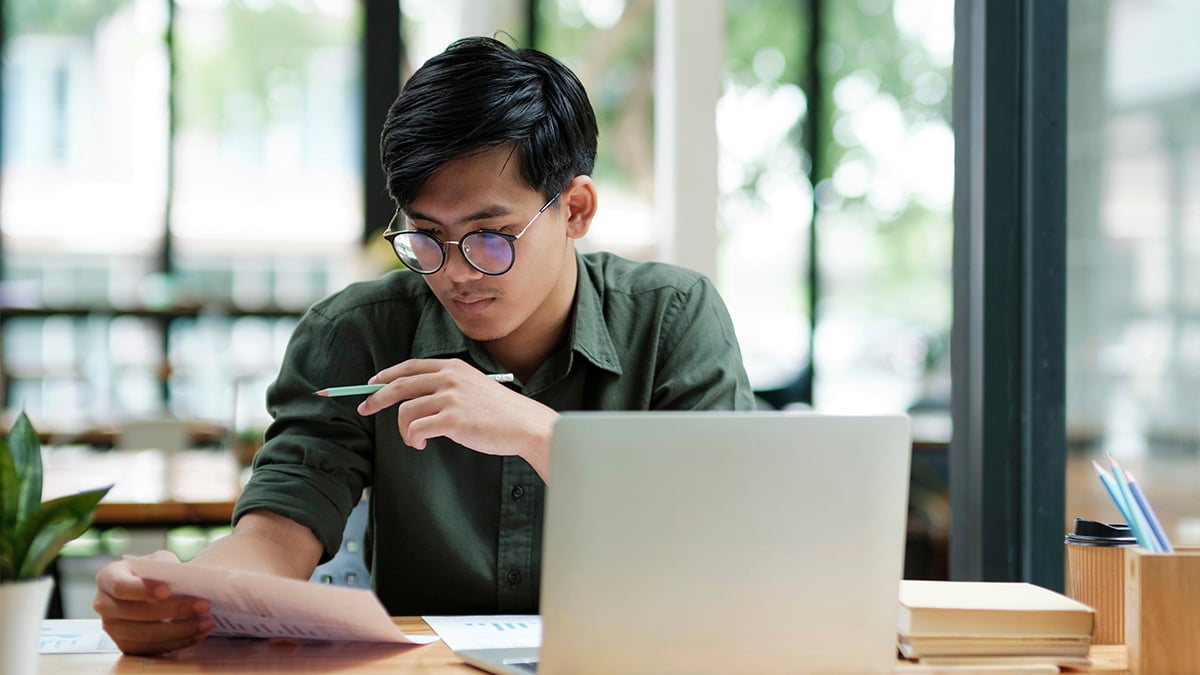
[441,242,483,282]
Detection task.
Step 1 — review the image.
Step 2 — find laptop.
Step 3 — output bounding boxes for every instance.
[456,411,911,675]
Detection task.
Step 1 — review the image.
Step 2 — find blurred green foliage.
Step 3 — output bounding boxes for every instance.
[175,1,359,132]
[7,0,127,35]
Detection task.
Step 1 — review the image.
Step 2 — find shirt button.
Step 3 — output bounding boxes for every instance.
[507,569,522,585]
[510,485,525,500]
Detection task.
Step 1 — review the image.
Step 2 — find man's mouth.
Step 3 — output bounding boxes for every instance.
[451,295,496,314]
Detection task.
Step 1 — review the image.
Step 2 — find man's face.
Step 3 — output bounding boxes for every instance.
[402,148,578,346]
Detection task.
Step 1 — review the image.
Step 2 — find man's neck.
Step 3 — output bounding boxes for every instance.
[484,254,579,382]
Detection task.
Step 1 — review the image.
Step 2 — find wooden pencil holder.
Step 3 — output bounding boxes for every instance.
[1125,547,1200,674]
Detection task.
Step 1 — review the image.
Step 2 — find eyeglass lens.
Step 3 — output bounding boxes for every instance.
[393,231,515,275]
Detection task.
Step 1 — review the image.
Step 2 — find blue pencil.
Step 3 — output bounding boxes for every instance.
[1107,456,1161,552]
[1124,468,1173,553]
[1091,459,1147,549]
[1091,460,1136,531]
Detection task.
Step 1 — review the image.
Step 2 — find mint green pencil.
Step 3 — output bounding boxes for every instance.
[314,373,514,397]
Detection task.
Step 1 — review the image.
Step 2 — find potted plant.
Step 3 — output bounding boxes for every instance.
[1,412,111,674]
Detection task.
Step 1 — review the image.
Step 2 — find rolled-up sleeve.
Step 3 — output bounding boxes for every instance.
[233,306,376,562]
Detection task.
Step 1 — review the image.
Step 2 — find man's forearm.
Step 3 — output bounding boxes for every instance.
[190,509,324,580]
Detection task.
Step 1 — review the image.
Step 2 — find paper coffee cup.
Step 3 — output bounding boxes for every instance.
[1065,518,1134,645]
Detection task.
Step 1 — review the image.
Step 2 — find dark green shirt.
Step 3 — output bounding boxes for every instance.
[234,251,755,615]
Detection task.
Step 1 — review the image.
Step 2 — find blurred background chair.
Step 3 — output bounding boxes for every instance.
[310,495,371,589]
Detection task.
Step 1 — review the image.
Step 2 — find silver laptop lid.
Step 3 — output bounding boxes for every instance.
[538,411,911,675]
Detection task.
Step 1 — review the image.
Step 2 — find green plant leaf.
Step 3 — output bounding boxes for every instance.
[6,412,43,524]
[10,486,111,580]
[0,532,14,579]
[0,443,18,535]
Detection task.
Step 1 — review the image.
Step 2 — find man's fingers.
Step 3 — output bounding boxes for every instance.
[102,616,214,656]
[103,573,167,603]
[94,593,207,622]
[144,550,181,562]
[91,552,211,656]
[95,551,181,601]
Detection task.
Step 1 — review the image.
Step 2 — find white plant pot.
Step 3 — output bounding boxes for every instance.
[0,576,55,675]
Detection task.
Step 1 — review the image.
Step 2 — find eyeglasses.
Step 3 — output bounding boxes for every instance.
[383,193,561,276]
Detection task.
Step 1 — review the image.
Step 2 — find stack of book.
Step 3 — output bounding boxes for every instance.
[898,580,1096,670]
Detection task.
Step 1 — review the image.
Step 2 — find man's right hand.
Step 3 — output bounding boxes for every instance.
[92,510,323,655]
[93,550,214,655]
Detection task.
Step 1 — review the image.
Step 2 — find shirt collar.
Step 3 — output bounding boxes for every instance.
[408,253,624,376]
[411,291,471,359]
[567,252,623,376]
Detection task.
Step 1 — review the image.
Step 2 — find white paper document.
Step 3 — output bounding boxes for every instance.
[422,615,542,651]
[40,620,121,654]
[126,557,439,644]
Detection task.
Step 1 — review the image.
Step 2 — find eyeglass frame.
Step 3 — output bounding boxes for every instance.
[382,192,563,276]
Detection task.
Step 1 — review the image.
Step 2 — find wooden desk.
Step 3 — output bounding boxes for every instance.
[38,619,1131,674]
[39,618,470,675]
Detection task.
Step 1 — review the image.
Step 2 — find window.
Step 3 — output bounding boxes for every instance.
[3,0,956,436]
[536,0,657,262]
[810,0,953,415]
[538,0,954,417]
[1,0,363,434]
[1066,0,1200,548]
[719,0,811,401]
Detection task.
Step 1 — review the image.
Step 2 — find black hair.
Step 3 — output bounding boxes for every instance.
[380,36,599,211]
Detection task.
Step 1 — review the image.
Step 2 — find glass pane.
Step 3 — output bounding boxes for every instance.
[537,0,657,261]
[719,0,810,399]
[1,0,169,300]
[812,0,954,415]
[171,0,363,308]
[401,0,525,69]
[1066,0,1200,548]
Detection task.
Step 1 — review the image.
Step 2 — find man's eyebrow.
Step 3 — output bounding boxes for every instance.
[405,205,514,227]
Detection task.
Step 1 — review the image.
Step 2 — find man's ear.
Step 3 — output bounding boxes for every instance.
[561,175,597,240]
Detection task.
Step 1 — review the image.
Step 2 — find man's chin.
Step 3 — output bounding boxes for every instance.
[465,331,506,344]
[451,317,510,344]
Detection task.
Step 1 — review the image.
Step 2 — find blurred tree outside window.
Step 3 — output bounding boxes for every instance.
[719,0,810,398]
[810,0,953,415]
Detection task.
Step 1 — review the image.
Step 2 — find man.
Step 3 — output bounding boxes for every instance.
[94,36,755,655]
